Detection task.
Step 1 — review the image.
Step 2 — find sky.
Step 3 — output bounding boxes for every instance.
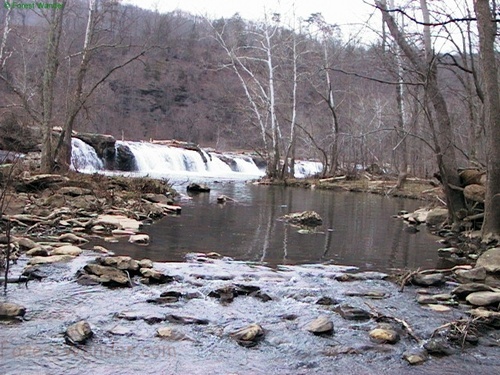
[123,0,380,42]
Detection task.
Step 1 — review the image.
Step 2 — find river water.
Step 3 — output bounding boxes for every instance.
[104,182,443,272]
[2,183,499,375]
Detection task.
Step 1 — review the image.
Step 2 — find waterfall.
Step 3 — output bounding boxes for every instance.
[70,138,104,172]
[71,138,323,180]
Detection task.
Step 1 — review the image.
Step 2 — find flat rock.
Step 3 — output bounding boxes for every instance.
[95,214,142,231]
[58,186,91,196]
[156,327,191,341]
[411,272,445,287]
[129,234,150,245]
[65,320,93,345]
[165,314,209,325]
[335,305,371,321]
[452,283,498,299]
[58,233,88,244]
[96,256,140,272]
[52,245,83,256]
[466,291,500,306]
[306,315,334,335]
[417,293,456,305]
[108,325,132,336]
[454,267,486,283]
[0,302,26,319]
[476,248,500,273]
[28,255,74,265]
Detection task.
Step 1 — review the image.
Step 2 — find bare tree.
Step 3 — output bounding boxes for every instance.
[473,0,500,241]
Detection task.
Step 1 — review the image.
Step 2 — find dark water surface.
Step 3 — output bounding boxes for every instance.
[107,183,442,271]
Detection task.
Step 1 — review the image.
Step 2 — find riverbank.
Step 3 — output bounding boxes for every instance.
[1,171,500,374]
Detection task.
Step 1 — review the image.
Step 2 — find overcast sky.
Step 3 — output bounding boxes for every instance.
[123,0,380,41]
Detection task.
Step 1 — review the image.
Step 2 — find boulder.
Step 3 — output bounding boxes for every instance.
[454,267,487,283]
[464,184,486,203]
[138,258,154,268]
[459,169,486,186]
[65,320,93,345]
[96,256,140,272]
[83,264,130,286]
[74,133,116,160]
[466,291,500,306]
[476,248,500,273]
[425,208,448,227]
[306,315,334,335]
[0,302,26,319]
[115,143,137,171]
[186,183,211,193]
[280,211,323,227]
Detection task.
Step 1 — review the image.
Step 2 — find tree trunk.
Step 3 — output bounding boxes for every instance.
[40,4,66,173]
[474,0,500,241]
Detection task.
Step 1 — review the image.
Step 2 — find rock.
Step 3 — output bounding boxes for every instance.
[128,234,150,245]
[52,245,83,256]
[280,211,323,227]
[83,264,130,286]
[15,174,68,192]
[65,320,93,345]
[452,283,498,299]
[334,271,388,281]
[344,291,388,299]
[142,193,172,205]
[459,169,486,186]
[186,183,211,193]
[454,267,487,283]
[335,305,371,321]
[58,186,92,197]
[369,324,399,344]
[138,258,154,268]
[417,293,456,305]
[16,237,37,250]
[468,307,500,327]
[464,184,486,203]
[476,248,500,273]
[424,338,455,356]
[76,274,102,286]
[96,256,140,272]
[316,297,338,305]
[402,348,428,365]
[74,133,116,160]
[306,315,334,335]
[115,143,137,171]
[0,302,26,319]
[411,272,445,287]
[26,247,50,257]
[425,208,448,227]
[425,304,451,312]
[95,214,142,232]
[165,314,209,325]
[466,291,500,306]
[140,268,174,284]
[230,323,265,347]
[108,325,132,336]
[156,327,191,341]
[58,233,88,244]
[28,255,74,265]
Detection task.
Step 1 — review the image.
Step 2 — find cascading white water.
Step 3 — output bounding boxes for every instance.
[71,138,323,180]
[70,138,104,172]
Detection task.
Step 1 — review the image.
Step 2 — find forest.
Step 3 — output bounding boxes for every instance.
[0,0,499,239]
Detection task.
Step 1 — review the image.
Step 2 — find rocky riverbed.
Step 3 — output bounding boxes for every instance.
[1,172,500,374]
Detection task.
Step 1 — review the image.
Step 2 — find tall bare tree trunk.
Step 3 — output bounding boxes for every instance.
[40,4,66,173]
[474,0,500,241]
[376,0,465,227]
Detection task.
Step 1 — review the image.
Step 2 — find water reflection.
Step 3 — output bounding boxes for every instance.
[106,184,442,271]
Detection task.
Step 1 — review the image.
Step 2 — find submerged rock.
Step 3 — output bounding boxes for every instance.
[156,327,191,341]
[280,211,323,227]
[306,315,334,335]
[424,338,456,356]
[369,324,400,344]
[335,305,372,321]
[0,302,26,319]
[65,320,93,345]
[402,348,428,365]
[230,323,265,347]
